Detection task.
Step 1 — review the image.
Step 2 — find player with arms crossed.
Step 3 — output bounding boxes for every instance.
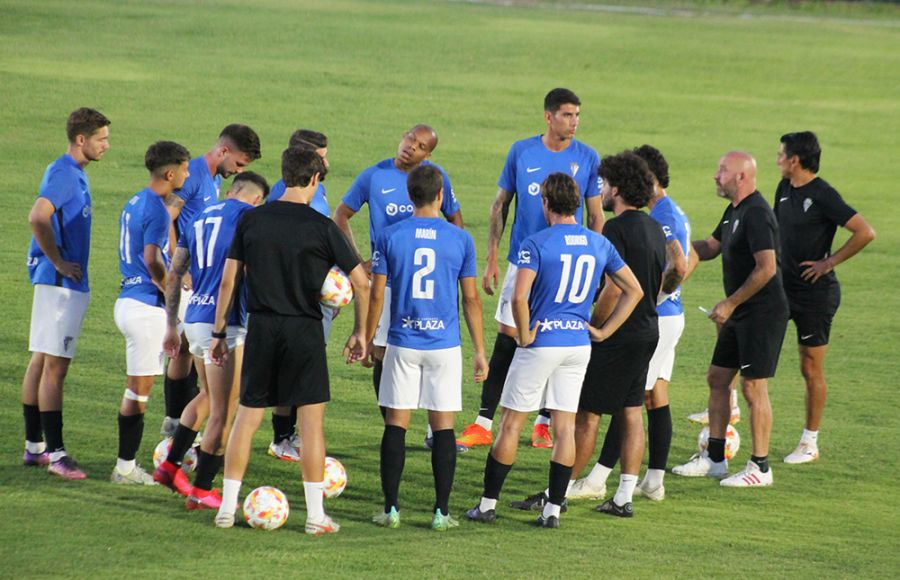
[368,165,488,531]
[458,88,603,451]
[466,173,642,529]
[22,108,110,479]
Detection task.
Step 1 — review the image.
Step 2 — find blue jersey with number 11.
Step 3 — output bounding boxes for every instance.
[649,195,690,317]
[118,189,171,307]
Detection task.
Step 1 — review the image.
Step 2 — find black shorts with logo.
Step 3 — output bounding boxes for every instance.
[711,308,789,379]
[786,285,841,347]
[579,337,658,415]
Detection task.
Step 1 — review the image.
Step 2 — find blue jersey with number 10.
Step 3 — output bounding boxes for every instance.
[372,217,477,350]
[649,195,690,317]
[178,198,253,327]
[118,188,171,307]
[517,223,624,348]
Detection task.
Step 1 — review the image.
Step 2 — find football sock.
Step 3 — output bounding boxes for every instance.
[478,333,517,421]
[373,359,386,419]
[431,429,456,515]
[380,425,406,513]
[479,497,498,512]
[40,410,64,454]
[25,440,46,454]
[163,375,185,419]
[751,455,770,473]
[167,424,198,466]
[184,364,200,406]
[271,412,293,444]
[221,479,242,515]
[643,468,665,489]
[193,450,223,491]
[289,405,298,427]
[801,429,818,444]
[304,481,326,522]
[535,411,551,426]
[547,461,572,507]
[613,474,638,506]
[707,437,726,463]
[598,414,622,469]
[117,412,144,461]
[23,404,43,444]
[647,405,672,470]
[542,501,561,520]
[483,452,512,500]
[585,462,613,489]
[116,458,136,474]
[426,423,434,440]
[474,415,492,431]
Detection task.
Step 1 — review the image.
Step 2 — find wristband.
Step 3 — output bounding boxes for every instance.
[211,330,227,339]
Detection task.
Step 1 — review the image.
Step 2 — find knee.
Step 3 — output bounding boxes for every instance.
[800,358,824,383]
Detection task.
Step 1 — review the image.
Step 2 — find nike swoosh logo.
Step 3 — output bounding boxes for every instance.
[722,220,729,224]
[740,364,751,369]
[800,334,815,340]
[526,167,541,173]
[779,197,788,202]
[203,196,212,202]
[381,188,396,194]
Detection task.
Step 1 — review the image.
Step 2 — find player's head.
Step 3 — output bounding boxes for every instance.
[397,124,437,167]
[289,129,330,176]
[228,171,270,206]
[213,124,261,178]
[544,88,580,142]
[282,146,327,188]
[778,131,820,176]
[633,144,670,190]
[599,151,654,211]
[145,141,191,191]
[715,151,757,201]
[407,164,444,208]
[541,172,581,218]
[66,108,111,162]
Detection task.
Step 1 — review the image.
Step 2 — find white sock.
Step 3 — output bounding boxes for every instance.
[585,462,612,489]
[566,479,575,495]
[613,474,638,506]
[220,478,242,516]
[535,414,550,426]
[426,424,434,439]
[643,468,665,489]
[542,501,561,519]
[475,416,492,431]
[479,497,497,512]
[25,441,46,454]
[304,481,325,522]
[730,389,738,408]
[801,429,818,445]
[49,450,67,462]
[116,458,136,474]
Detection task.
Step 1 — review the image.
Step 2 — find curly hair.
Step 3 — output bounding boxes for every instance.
[599,151,654,209]
[633,144,669,189]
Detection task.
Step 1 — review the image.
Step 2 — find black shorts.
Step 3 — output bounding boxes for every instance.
[579,337,658,416]
[787,286,841,347]
[711,309,788,379]
[240,314,329,408]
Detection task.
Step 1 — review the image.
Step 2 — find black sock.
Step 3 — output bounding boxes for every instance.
[538,408,551,420]
[431,429,457,515]
[483,452,513,500]
[597,414,622,469]
[289,406,298,430]
[479,333,517,420]
[708,437,726,463]
[380,425,406,512]
[117,413,144,461]
[548,461,572,506]
[164,375,184,418]
[40,411,64,453]
[373,359,386,419]
[647,405,673,470]
[193,450,223,491]
[184,365,199,402]
[23,404,43,443]
[271,412,293,444]
[751,454,769,473]
[166,423,198,466]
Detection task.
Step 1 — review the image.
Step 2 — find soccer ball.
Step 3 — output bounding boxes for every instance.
[243,486,290,531]
[320,266,353,309]
[152,437,198,473]
[323,456,347,498]
[698,425,741,460]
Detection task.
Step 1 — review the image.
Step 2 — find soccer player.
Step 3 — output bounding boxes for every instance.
[466,173,642,529]
[212,148,369,535]
[774,131,874,463]
[673,152,789,487]
[368,164,488,531]
[111,141,191,485]
[160,124,261,438]
[457,87,603,451]
[21,108,110,479]
[154,172,269,507]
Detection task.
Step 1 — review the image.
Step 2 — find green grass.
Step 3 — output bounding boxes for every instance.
[1,0,899,577]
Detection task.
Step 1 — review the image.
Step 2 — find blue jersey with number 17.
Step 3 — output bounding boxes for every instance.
[175,156,221,238]
[178,198,253,326]
[517,223,624,348]
[372,217,477,350]
[649,195,690,317]
[118,188,171,307]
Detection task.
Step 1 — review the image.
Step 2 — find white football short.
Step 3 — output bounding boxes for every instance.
[29,284,90,359]
[321,303,335,343]
[644,313,685,390]
[493,262,518,328]
[114,298,167,376]
[178,287,190,335]
[500,345,592,413]
[184,322,247,365]
[373,285,392,347]
[378,344,462,412]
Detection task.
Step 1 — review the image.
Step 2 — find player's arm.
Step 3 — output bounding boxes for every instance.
[587,264,643,342]
[333,202,368,271]
[460,277,488,382]
[483,187,515,295]
[692,236,721,261]
[447,210,464,228]
[365,273,386,348]
[800,213,875,283]
[162,247,191,358]
[209,257,241,366]
[28,198,81,281]
[344,263,370,364]
[683,247,700,283]
[164,194,185,259]
[585,195,605,234]
[708,248,777,324]
[145,243,167,294]
[660,239,688,294]
[511,267,539,347]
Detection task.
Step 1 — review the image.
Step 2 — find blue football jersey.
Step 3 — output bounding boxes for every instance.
[516,224,624,348]
[342,159,461,250]
[27,154,92,292]
[179,198,253,326]
[267,179,330,217]
[372,217,476,350]
[174,156,221,238]
[118,188,171,307]
[649,195,691,317]
[499,136,601,264]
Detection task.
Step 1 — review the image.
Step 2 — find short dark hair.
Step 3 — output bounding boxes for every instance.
[281,147,326,188]
[144,141,191,176]
[781,131,820,173]
[219,124,261,160]
[232,171,270,199]
[599,151,655,209]
[66,108,110,143]
[407,165,443,208]
[544,88,580,113]
[288,129,327,150]
[633,145,669,189]
[541,173,581,216]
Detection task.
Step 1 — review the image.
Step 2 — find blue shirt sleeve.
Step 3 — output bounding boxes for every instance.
[371,233,388,276]
[144,203,169,251]
[440,169,461,218]
[498,143,519,194]
[342,166,374,212]
[460,232,477,278]
[603,240,626,274]
[516,237,539,272]
[584,149,601,199]
[39,167,77,209]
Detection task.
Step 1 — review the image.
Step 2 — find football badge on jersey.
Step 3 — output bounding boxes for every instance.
[803,198,813,213]
[732,219,739,234]
[528,182,541,196]
[570,163,580,177]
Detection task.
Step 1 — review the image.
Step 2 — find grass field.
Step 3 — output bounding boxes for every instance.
[1,0,899,577]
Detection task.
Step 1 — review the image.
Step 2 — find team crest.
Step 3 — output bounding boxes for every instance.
[803,198,813,213]
[527,182,540,196]
[732,219,739,234]
[570,163,580,177]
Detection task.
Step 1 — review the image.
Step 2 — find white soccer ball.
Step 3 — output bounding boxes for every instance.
[698,425,741,460]
[320,266,353,309]
[152,437,198,474]
[323,456,347,498]
[243,486,290,530]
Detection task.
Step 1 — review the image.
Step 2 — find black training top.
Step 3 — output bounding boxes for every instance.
[602,209,666,341]
[774,177,857,295]
[712,191,788,317]
[228,201,360,318]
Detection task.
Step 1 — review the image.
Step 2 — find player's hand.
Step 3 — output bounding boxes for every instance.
[473,352,489,383]
[482,259,500,295]
[800,258,834,284]
[709,299,735,324]
[55,260,82,282]
[517,321,540,348]
[360,341,376,368]
[343,332,368,364]
[587,323,607,342]
[210,337,229,367]
[162,326,182,358]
